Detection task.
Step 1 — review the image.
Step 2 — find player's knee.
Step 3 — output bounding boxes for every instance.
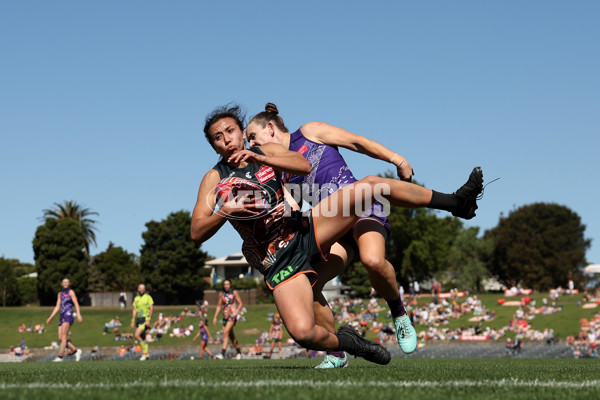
[361,254,387,274]
[288,324,315,348]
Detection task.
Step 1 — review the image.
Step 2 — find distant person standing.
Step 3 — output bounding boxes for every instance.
[568,279,575,296]
[213,279,243,359]
[267,313,283,359]
[192,319,215,359]
[119,292,127,309]
[46,278,83,362]
[131,284,153,361]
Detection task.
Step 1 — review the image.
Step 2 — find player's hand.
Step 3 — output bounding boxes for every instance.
[228,150,265,165]
[46,318,51,324]
[77,315,83,323]
[218,194,263,218]
[396,159,414,182]
[130,322,134,329]
[212,318,217,326]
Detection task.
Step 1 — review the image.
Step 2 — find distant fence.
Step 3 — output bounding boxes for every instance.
[88,292,136,307]
[86,289,257,307]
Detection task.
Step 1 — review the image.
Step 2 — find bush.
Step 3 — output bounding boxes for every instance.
[17,277,38,305]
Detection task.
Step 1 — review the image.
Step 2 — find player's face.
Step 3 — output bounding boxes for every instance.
[137,284,145,295]
[61,279,70,289]
[245,122,275,147]
[223,280,231,291]
[209,118,245,158]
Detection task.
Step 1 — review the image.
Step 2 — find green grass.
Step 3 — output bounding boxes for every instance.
[442,292,590,338]
[0,304,281,349]
[1,358,599,400]
[0,292,596,350]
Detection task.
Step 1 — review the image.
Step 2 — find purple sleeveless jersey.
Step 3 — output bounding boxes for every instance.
[286,128,389,233]
[59,289,74,326]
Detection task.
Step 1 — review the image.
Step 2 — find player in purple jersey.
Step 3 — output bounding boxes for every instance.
[192,318,215,359]
[246,103,483,366]
[191,104,483,366]
[46,278,83,362]
[246,104,418,364]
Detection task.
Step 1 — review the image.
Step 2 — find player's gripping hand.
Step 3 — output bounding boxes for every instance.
[396,159,414,182]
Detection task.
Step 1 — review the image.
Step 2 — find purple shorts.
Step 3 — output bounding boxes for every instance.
[342,201,390,250]
[59,314,74,326]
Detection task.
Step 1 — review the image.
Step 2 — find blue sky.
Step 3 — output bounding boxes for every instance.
[1,1,598,269]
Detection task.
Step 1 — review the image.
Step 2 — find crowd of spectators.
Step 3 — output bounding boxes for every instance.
[17,323,45,334]
[326,286,574,348]
[565,300,600,358]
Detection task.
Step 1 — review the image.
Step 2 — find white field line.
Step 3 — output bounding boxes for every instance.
[1,379,600,390]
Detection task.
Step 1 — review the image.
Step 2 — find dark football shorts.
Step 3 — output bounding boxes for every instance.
[263,210,324,291]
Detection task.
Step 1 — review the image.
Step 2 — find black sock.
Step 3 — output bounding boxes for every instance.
[386,297,406,318]
[335,332,355,353]
[236,348,241,354]
[221,349,226,356]
[428,190,457,212]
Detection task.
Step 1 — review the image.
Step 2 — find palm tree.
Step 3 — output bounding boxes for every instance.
[42,200,99,255]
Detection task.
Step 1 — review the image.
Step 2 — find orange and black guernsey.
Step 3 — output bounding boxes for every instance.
[212,147,324,290]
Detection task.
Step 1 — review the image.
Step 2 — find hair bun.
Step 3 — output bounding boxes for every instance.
[265,103,279,115]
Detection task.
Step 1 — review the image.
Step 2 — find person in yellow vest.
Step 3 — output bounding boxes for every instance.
[130,284,154,361]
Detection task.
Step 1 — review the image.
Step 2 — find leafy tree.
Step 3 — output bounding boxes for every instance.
[93,243,141,291]
[446,227,492,292]
[17,276,38,305]
[42,200,99,255]
[140,211,211,304]
[11,260,35,277]
[0,258,21,306]
[86,259,107,292]
[339,260,372,298]
[33,218,88,305]
[486,203,590,291]
[386,206,463,286]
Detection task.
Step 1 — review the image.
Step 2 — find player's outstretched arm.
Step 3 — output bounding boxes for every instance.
[301,121,413,181]
[227,143,310,177]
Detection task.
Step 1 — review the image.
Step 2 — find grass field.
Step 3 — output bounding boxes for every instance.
[0,304,283,350]
[1,358,599,400]
[1,292,596,350]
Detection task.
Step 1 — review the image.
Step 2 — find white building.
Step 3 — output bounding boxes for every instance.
[203,252,347,300]
[203,253,261,285]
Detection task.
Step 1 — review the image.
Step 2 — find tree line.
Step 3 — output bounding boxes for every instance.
[0,193,592,306]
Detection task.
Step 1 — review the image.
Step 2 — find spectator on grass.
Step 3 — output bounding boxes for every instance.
[119,292,127,309]
[505,338,513,356]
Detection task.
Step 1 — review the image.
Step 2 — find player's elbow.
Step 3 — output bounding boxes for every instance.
[191,230,202,244]
[296,158,311,176]
[190,224,206,244]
